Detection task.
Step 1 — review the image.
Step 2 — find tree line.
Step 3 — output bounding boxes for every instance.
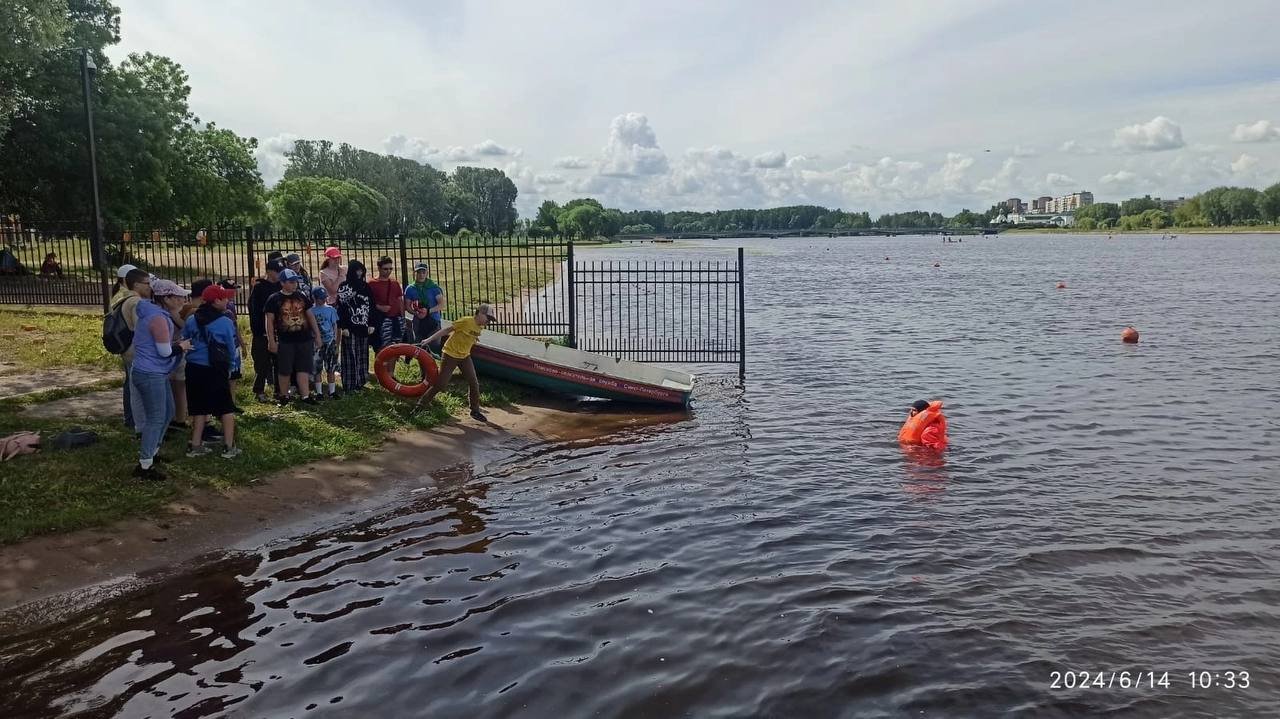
[0,0,520,239]
[1072,185,1280,230]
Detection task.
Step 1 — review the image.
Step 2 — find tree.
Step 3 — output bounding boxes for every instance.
[1120,195,1162,216]
[533,200,560,237]
[0,0,70,141]
[948,209,982,228]
[1261,183,1280,224]
[269,176,386,237]
[1139,208,1172,229]
[1075,217,1097,230]
[1073,202,1121,226]
[1172,196,1208,227]
[560,204,604,240]
[171,123,265,227]
[450,166,518,237]
[621,223,656,234]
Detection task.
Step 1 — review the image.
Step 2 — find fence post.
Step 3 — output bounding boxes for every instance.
[398,233,409,286]
[245,226,256,280]
[737,246,746,381]
[566,240,577,348]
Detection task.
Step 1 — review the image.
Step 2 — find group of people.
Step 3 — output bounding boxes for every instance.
[246,247,448,406]
[107,245,469,481]
[109,265,243,481]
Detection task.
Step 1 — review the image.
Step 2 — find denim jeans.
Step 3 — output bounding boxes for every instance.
[121,359,134,428]
[130,368,174,462]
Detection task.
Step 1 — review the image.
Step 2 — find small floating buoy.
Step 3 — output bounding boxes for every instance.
[885,256,890,261]
[1121,326,1140,344]
[933,262,941,268]
[1056,281,1067,289]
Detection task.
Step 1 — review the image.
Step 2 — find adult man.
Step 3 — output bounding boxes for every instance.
[248,259,283,402]
[368,255,405,351]
[111,268,152,428]
[417,303,494,422]
[264,268,323,406]
[405,262,446,353]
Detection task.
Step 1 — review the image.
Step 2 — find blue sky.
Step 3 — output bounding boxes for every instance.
[111,0,1280,216]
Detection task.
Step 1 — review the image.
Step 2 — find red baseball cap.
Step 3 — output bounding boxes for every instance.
[201,284,236,302]
[324,246,342,258]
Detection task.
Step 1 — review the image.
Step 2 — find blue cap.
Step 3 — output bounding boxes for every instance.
[311,286,328,300]
[279,268,300,282]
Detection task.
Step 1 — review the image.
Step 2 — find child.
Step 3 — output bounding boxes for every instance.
[39,252,63,278]
[311,286,341,399]
[183,284,241,458]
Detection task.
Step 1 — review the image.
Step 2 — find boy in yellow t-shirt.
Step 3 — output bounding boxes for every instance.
[418,303,494,421]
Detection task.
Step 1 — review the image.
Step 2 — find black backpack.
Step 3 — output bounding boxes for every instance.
[102,301,134,355]
[200,322,234,373]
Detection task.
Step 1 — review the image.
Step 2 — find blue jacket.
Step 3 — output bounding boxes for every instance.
[184,311,241,373]
[313,304,338,344]
[132,301,182,375]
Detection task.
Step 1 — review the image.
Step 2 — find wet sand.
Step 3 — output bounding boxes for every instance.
[0,398,647,621]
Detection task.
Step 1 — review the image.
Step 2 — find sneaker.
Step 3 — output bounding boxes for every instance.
[300,395,319,407]
[276,396,291,407]
[255,393,271,403]
[328,390,341,400]
[220,446,242,459]
[470,409,488,422]
[186,443,211,457]
[132,464,167,482]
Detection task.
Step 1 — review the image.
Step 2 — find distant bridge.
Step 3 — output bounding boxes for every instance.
[617,227,997,241]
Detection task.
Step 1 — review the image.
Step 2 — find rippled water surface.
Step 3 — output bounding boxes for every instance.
[4,234,1280,718]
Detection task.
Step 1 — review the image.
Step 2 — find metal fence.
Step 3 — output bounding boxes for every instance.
[573,248,746,377]
[0,225,745,374]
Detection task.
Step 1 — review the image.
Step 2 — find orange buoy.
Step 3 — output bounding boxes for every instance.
[374,343,440,397]
[1121,326,1140,344]
[1056,281,1067,289]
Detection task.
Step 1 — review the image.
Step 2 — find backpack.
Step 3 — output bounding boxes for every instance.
[102,301,134,354]
[200,321,233,373]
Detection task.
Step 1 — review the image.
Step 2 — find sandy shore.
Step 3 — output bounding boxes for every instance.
[0,398,677,623]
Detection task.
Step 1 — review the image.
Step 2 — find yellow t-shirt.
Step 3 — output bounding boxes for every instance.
[442,317,482,359]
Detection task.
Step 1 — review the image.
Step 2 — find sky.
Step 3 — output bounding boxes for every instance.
[109,0,1280,217]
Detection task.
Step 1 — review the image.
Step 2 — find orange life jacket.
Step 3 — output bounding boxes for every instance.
[898,400,947,446]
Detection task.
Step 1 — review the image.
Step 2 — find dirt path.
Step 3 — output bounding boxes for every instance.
[0,399,671,622]
[0,367,119,401]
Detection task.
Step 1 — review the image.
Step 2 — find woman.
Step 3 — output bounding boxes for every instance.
[336,259,375,393]
[130,280,192,481]
[319,247,345,304]
[183,284,242,459]
[113,268,151,429]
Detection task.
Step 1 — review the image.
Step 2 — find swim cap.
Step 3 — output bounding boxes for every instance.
[911,400,930,412]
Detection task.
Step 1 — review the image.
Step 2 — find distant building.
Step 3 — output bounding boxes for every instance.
[1005,198,1026,213]
[1045,191,1093,214]
[1160,197,1187,211]
[1030,195,1053,212]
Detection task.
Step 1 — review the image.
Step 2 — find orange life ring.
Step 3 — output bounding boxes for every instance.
[374,343,440,397]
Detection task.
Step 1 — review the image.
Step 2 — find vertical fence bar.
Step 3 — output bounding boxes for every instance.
[245,226,256,282]
[398,234,409,290]
[566,240,576,347]
[737,247,746,380]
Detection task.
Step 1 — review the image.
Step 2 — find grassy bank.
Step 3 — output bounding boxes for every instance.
[0,308,527,544]
[0,309,118,375]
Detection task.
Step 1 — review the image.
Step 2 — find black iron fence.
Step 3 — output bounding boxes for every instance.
[0,224,745,374]
[572,248,745,377]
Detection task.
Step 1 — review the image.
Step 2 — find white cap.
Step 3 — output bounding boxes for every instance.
[116,263,138,278]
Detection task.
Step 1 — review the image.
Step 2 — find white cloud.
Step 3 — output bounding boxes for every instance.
[1231,120,1280,143]
[1060,140,1099,155]
[384,133,439,164]
[552,156,589,169]
[751,150,787,168]
[1113,116,1185,152]
[534,172,566,185]
[1045,172,1076,189]
[1012,145,1039,158]
[1100,170,1140,189]
[253,132,298,186]
[599,112,669,178]
[976,158,1026,195]
[473,139,515,156]
[927,152,974,194]
[1230,153,1259,174]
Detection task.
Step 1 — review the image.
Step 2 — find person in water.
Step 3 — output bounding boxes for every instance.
[898,399,948,451]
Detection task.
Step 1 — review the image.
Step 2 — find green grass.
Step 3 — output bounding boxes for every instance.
[0,308,117,374]
[0,366,525,544]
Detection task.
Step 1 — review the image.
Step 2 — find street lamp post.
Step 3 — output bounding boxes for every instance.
[80,48,110,311]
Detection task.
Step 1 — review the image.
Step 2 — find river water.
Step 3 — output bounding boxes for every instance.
[3,234,1279,717]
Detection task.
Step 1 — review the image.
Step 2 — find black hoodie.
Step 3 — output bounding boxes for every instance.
[337,259,374,332]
